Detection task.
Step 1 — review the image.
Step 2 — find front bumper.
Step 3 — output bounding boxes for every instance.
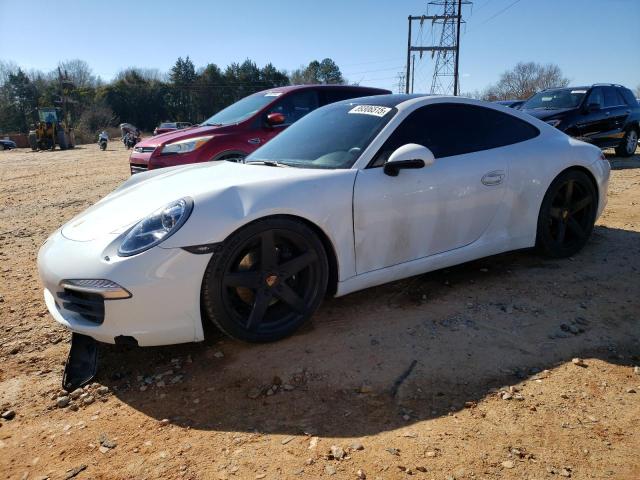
[590,156,610,221]
[129,150,152,175]
[37,230,212,346]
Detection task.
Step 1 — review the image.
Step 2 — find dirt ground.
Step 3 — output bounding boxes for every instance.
[0,142,639,480]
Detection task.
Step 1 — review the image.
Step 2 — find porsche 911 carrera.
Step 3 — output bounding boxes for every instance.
[37,94,610,386]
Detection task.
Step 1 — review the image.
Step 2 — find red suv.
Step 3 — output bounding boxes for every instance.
[153,122,193,136]
[129,84,390,174]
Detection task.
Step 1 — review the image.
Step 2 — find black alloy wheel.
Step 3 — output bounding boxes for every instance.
[536,170,597,258]
[202,217,328,342]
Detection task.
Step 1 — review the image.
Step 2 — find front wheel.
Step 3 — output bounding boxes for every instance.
[202,217,329,342]
[536,170,597,258]
[614,128,638,157]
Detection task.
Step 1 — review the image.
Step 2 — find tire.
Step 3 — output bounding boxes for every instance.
[57,130,68,150]
[614,128,638,157]
[536,169,597,258]
[202,217,329,342]
[28,132,38,151]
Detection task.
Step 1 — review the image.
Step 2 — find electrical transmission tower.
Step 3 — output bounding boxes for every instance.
[396,72,406,94]
[405,0,470,95]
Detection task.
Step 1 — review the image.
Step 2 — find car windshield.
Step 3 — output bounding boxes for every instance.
[245,103,396,169]
[523,88,586,110]
[202,92,280,126]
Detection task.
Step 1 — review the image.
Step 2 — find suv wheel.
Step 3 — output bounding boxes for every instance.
[615,128,638,157]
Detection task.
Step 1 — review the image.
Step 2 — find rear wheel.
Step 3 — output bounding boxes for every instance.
[536,170,597,258]
[202,217,328,342]
[615,128,638,157]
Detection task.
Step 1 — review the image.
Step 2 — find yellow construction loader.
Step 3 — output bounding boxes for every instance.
[28,107,75,151]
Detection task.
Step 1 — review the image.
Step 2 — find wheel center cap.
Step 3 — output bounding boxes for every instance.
[265,274,279,288]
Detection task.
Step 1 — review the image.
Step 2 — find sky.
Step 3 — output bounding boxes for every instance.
[1,0,639,94]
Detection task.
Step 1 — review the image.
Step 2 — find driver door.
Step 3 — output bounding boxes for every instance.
[577,87,609,144]
[353,103,532,274]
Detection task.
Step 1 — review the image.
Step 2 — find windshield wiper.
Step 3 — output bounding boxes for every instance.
[202,122,223,127]
[245,160,289,167]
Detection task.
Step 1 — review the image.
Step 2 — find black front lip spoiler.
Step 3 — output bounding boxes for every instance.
[63,333,99,391]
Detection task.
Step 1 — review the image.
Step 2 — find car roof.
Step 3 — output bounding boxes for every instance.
[257,84,392,95]
[334,93,429,108]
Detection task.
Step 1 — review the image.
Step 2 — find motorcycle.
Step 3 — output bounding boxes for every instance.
[98,133,108,151]
[123,132,139,149]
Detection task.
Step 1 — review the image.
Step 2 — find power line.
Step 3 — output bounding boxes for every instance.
[469,0,522,31]
[405,1,471,95]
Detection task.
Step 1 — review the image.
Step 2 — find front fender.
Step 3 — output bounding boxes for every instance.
[162,170,358,282]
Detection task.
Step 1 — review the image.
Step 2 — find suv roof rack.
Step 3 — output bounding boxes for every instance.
[592,83,624,88]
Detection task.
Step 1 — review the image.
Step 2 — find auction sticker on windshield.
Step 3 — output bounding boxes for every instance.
[348,105,392,117]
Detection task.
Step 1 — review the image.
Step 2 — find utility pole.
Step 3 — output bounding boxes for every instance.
[405,16,412,94]
[411,54,416,94]
[405,1,470,95]
[453,0,462,95]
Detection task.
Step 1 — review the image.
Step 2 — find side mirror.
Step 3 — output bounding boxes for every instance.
[585,102,601,113]
[266,112,286,126]
[383,143,434,177]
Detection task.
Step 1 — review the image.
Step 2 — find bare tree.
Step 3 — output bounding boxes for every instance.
[0,60,19,87]
[482,62,569,101]
[58,59,97,88]
[635,84,640,99]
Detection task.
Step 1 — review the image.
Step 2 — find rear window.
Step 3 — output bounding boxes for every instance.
[159,123,176,128]
[320,89,380,105]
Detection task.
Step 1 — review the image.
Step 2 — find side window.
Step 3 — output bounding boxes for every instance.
[267,90,319,126]
[619,88,639,106]
[587,87,604,106]
[370,104,539,166]
[603,87,621,108]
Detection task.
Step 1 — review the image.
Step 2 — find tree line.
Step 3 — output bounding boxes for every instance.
[0,57,345,137]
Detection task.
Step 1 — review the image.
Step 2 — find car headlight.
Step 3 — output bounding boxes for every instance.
[161,136,213,155]
[118,198,193,256]
[546,119,562,128]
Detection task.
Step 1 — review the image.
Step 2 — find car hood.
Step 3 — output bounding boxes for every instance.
[61,161,344,242]
[521,107,576,120]
[138,124,238,146]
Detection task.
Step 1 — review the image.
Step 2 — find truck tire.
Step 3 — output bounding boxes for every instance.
[28,132,38,151]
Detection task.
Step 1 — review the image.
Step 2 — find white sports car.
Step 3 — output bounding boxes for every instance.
[38,94,610,349]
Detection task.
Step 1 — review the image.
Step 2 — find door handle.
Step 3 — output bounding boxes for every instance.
[248,138,261,145]
[481,170,505,186]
